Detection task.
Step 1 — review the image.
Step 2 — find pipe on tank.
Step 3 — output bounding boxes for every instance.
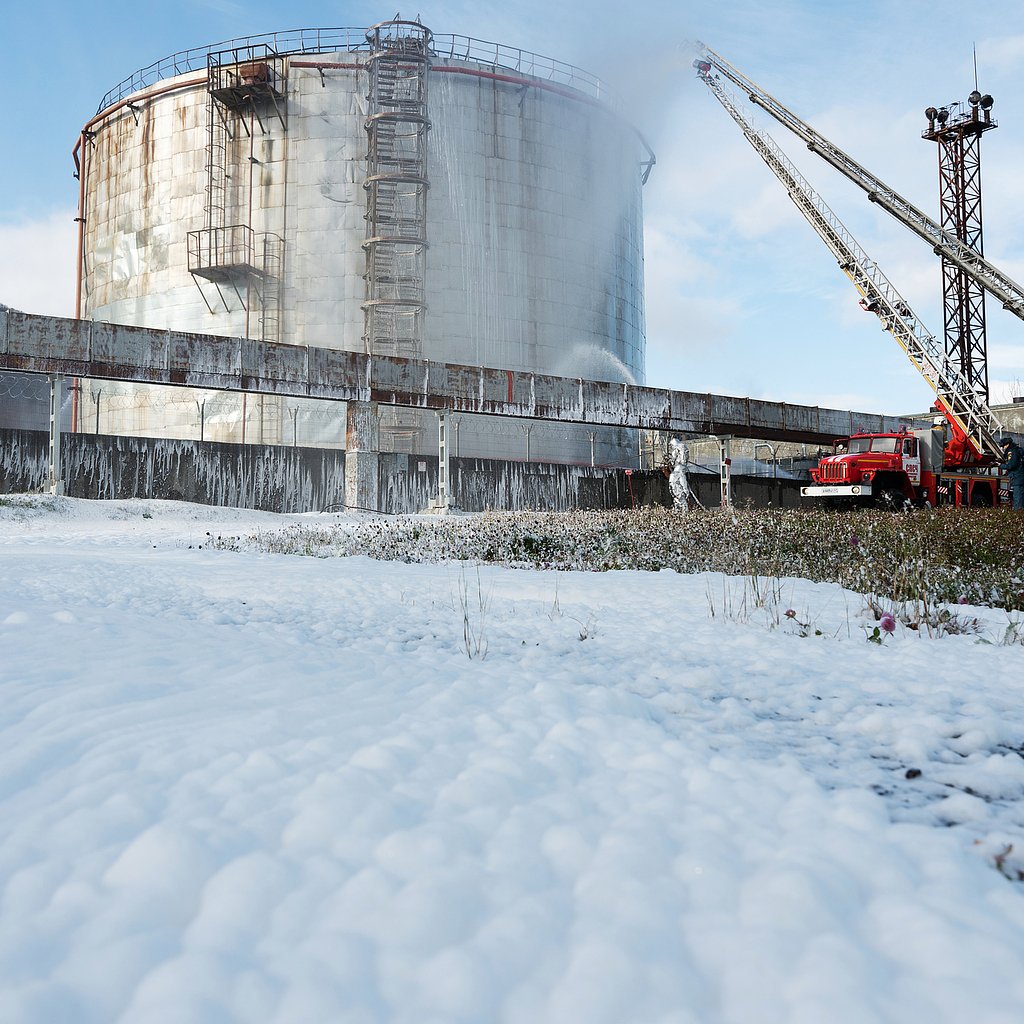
[72,132,88,432]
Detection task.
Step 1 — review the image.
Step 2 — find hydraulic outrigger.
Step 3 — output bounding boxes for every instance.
[692,48,1005,467]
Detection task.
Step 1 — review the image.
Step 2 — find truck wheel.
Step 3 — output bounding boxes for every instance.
[880,487,910,511]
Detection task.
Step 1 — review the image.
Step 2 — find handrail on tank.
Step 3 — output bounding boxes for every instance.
[435,34,605,99]
[95,27,612,113]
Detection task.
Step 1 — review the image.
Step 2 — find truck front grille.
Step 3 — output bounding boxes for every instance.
[817,461,848,483]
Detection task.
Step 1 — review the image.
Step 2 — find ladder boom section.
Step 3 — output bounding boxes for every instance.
[695,67,1003,461]
[696,44,1024,323]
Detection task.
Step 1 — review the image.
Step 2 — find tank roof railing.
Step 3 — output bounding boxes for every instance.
[96,28,369,111]
[432,35,606,101]
[96,28,612,113]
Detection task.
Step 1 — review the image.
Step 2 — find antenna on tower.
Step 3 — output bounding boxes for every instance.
[973,43,979,91]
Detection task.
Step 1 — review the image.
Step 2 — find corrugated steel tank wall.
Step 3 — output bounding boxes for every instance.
[80,31,647,463]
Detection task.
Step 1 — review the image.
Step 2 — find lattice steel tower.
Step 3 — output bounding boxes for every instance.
[922,89,996,405]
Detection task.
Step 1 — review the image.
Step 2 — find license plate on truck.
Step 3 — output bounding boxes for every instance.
[800,484,872,497]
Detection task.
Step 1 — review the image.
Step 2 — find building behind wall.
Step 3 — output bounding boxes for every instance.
[77,21,651,467]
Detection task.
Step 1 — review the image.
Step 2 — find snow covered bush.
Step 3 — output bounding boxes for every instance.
[214,506,1024,612]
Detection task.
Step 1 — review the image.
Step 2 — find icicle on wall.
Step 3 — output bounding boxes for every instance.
[1,429,809,512]
[0,431,345,513]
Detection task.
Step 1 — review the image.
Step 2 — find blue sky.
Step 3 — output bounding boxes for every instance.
[4,0,1024,416]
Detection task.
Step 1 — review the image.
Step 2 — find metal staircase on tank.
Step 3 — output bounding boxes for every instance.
[363,19,432,452]
[204,86,230,238]
[187,44,287,343]
[253,232,284,342]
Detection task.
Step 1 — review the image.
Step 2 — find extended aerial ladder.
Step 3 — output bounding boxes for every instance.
[692,54,1005,463]
[695,45,1024,325]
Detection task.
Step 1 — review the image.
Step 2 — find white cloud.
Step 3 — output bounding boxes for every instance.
[0,211,78,317]
[989,345,1024,375]
[977,33,1024,73]
[647,292,740,351]
[730,181,804,241]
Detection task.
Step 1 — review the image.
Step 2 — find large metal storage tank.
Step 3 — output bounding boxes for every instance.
[78,21,651,463]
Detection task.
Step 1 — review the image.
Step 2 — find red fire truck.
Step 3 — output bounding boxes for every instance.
[801,413,1004,508]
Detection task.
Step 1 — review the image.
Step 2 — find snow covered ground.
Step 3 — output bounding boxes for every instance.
[2,495,1024,1024]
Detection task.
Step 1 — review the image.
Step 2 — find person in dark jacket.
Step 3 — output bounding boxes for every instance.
[1001,437,1024,509]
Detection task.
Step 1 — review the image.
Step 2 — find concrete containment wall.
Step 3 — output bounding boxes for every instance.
[1,430,679,513]
[0,431,346,512]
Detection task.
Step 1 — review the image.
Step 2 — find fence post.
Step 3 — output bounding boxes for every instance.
[437,411,449,512]
[719,436,732,508]
[48,376,64,496]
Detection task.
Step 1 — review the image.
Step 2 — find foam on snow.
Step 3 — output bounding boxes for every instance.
[1,496,1023,1023]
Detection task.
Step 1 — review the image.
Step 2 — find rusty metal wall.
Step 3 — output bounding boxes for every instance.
[79,44,647,463]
